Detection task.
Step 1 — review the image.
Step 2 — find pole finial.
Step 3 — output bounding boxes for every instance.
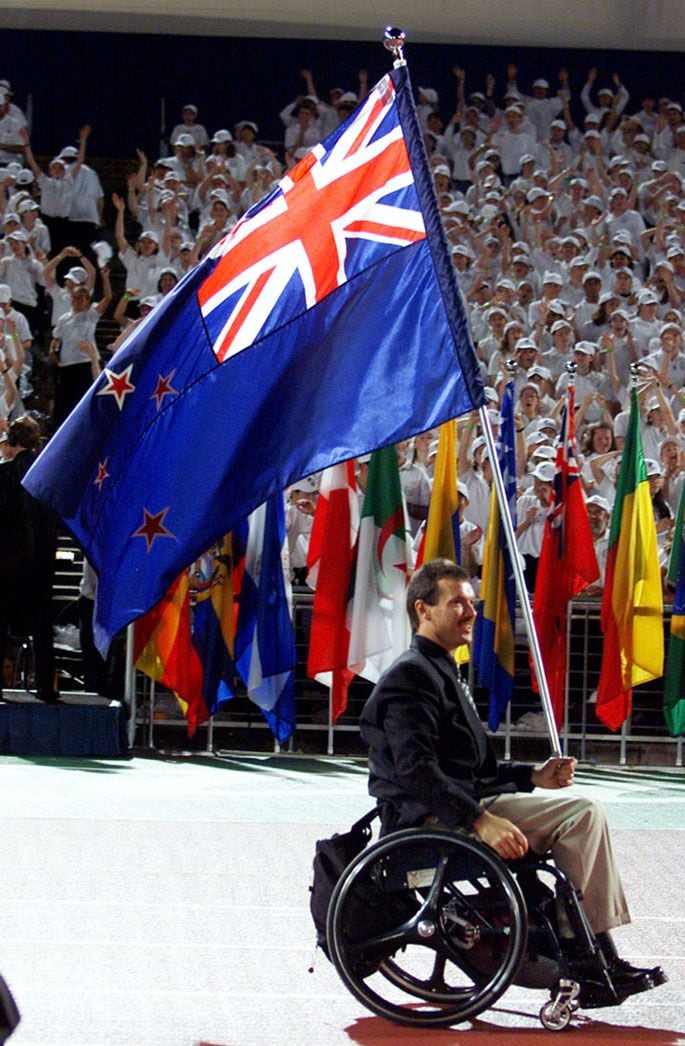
[383,26,407,67]
[629,362,641,388]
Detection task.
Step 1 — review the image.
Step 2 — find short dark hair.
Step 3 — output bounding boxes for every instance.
[7,414,41,450]
[407,559,469,632]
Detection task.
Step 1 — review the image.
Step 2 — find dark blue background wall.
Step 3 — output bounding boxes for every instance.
[1,29,682,158]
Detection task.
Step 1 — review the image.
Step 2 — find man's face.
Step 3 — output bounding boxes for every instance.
[587,504,609,538]
[416,578,477,652]
[505,110,522,131]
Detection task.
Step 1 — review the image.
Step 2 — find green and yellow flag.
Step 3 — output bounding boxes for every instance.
[596,387,664,730]
[664,485,685,736]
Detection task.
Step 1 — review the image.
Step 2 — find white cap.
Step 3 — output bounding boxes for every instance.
[533,461,555,482]
[586,494,611,512]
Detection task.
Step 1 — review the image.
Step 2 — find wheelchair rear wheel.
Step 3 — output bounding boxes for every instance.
[327,828,528,1028]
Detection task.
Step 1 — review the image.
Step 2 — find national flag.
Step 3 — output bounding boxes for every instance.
[347,444,411,683]
[416,419,470,666]
[306,460,360,721]
[596,386,664,730]
[24,64,483,655]
[134,570,208,736]
[473,382,517,732]
[664,484,685,736]
[417,420,460,566]
[233,493,297,743]
[191,532,240,716]
[532,387,600,726]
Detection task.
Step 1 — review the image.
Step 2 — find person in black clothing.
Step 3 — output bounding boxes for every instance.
[0,415,60,702]
[360,558,665,1007]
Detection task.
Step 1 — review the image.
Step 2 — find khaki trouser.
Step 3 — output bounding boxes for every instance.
[487,792,630,934]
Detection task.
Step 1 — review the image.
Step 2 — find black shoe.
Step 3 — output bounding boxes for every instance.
[36,690,63,704]
[578,961,667,1009]
[607,957,668,992]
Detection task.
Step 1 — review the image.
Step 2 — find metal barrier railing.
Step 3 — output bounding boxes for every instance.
[133,592,684,766]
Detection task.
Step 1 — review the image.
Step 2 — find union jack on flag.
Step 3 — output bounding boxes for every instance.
[533,382,599,725]
[548,387,582,547]
[25,62,484,652]
[198,75,426,363]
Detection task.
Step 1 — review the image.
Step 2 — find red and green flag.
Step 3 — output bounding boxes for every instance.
[347,444,410,682]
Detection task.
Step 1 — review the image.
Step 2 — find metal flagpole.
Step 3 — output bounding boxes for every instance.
[382,24,563,754]
[479,405,563,755]
[125,622,136,748]
[147,678,156,748]
[563,601,572,757]
[327,686,334,755]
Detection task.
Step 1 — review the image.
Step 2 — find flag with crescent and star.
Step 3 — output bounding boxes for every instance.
[24,62,483,653]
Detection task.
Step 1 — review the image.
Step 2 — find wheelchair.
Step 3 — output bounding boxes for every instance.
[325,827,653,1032]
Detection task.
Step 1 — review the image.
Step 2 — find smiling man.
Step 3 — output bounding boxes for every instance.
[359,558,666,1006]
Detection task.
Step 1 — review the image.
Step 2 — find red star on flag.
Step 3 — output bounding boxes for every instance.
[132,506,175,552]
[151,370,178,411]
[94,459,110,491]
[97,364,136,410]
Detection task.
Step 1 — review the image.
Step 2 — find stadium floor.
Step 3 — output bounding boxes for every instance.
[2,752,684,1045]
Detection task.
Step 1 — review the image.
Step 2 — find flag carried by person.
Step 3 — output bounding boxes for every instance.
[532,386,599,727]
[134,570,208,736]
[473,381,517,732]
[347,444,411,684]
[306,460,360,721]
[24,63,484,655]
[596,386,663,731]
[664,484,685,736]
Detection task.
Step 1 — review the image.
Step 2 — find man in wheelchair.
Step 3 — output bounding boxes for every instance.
[359,559,666,1010]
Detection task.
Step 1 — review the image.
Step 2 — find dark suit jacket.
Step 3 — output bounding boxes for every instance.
[359,634,534,834]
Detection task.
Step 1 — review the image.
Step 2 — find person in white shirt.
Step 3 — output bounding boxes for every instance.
[583,495,612,593]
[113,193,170,301]
[49,274,111,426]
[0,93,24,165]
[520,76,568,141]
[284,99,322,164]
[17,199,51,257]
[397,438,431,537]
[58,143,105,253]
[580,70,629,122]
[516,460,554,591]
[169,105,209,151]
[20,124,90,255]
[629,291,663,357]
[490,108,538,181]
[605,187,646,257]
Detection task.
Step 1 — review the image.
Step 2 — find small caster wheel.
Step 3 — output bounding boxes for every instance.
[539,999,572,1031]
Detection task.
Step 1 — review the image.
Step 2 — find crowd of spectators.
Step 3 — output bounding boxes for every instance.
[281,62,685,615]
[0,58,684,703]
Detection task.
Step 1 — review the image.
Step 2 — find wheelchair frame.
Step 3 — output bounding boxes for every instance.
[325,827,622,1032]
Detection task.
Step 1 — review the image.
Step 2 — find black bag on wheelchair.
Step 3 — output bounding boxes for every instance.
[309,808,379,959]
